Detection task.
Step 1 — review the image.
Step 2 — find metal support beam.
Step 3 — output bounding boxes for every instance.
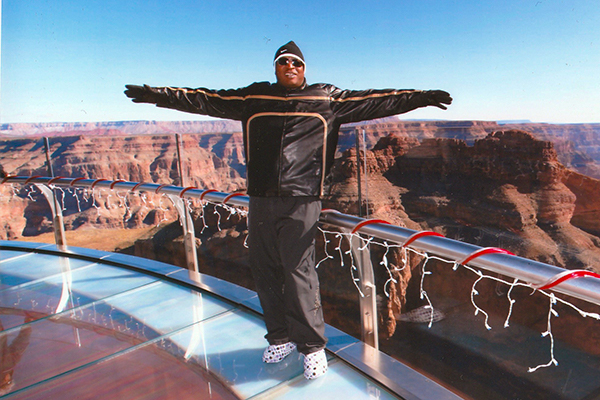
[35,183,67,250]
[167,194,199,272]
[355,130,362,217]
[172,134,199,272]
[362,129,369,218]
[348,233,379,350]
[42,137,67,249]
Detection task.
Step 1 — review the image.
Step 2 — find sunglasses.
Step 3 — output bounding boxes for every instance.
[276,57,304,68]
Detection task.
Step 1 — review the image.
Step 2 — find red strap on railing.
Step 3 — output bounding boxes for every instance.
[109,180,126,189]
[1,175,17,185]
[178,186,198,198]
[48,176,65,185]
[90,179,109,189]
[69,177,86,186]
[154,184,170,194]
[459,247,515,266]
[24,176,43,185]
[351,219,390,234]
[534,270,600,291]
[200,189,218,201]
[131,182,146,192]
[222,192,245,204]
[401,231,444,249]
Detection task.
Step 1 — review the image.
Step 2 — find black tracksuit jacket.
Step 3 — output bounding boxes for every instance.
[151,81,434,197]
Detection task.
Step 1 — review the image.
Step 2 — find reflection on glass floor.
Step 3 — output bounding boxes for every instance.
[0,241,460,400]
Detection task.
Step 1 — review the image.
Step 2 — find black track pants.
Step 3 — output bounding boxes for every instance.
[248,196,327,355]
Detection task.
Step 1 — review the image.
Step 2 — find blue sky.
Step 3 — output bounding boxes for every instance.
[1,0,599,124]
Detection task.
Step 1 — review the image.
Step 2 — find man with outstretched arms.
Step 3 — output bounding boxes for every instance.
[125,40,452,380]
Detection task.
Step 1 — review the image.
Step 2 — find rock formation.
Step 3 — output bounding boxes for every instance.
[4,122,600,399]
[0,133,246,239]
[0,120,242,137]
[3,122,600,347]
[322,129,600,340]
[5,118,600,177]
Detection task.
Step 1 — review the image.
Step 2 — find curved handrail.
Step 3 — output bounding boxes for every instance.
[4,175,600,307]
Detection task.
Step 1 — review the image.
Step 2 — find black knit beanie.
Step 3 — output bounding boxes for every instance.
[274,41,305,64]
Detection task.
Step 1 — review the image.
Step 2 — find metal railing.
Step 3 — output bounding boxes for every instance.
[3,174,600,351]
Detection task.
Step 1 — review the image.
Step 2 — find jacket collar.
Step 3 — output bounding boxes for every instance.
[274,79,308,93]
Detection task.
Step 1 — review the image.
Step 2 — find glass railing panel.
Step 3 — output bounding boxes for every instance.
[380,264,600,400]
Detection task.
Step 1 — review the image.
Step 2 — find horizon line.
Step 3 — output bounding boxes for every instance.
[3,118,600,127]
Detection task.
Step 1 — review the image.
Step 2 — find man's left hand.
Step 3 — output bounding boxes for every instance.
[425,90,452,110]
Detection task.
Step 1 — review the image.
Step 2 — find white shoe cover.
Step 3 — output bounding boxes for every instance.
[303,349,328,379]
[262,342,296,363]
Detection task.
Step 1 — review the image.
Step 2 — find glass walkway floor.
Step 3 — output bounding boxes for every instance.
[0,240,461,399]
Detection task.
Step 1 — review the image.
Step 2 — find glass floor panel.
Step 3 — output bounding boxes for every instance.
[0,264,159,328]
[96,281,235,334]
[0,252,94,288]
[0,243,460,399]
[0,250,30,262]
[169,310,399,400]
[169,309,304,398]
[259,360,399,400]
[4,322,239,400]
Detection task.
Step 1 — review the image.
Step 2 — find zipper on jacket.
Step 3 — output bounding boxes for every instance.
[278,113,286,196]
[277,91,290,196]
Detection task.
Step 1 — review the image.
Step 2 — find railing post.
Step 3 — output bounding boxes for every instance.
[355,129,363,217]
[34,184,67,250]
[167,194,199,273]
[173,134,199,272]
[175,134,186,187]
[43,137,67,249]
[362,129,369,218]
[349,233,379,350]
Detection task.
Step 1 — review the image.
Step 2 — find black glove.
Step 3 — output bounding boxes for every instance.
[124,84,162,104]
[424,90,452,110]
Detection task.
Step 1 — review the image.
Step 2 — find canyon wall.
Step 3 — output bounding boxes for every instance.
[3,120,600,270]
[4,118,600,177]
[328,130,600,270]
[4,121,600,392]
[3,121,600,353]
[0,133,246,239]
[0,120,242,137]
[322,129,600,343]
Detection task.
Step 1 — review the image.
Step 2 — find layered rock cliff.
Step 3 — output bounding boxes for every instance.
[341,120,600,179]
[3,123,600,354]
[0,120,242,137]
[327,130,600,269]
[3,123,600,392]
[323,129,600,341]
[3,124,600,271]
[0,133,246,239]
[5,118,600,177]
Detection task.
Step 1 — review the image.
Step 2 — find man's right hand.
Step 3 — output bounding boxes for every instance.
[124,84,161,104]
